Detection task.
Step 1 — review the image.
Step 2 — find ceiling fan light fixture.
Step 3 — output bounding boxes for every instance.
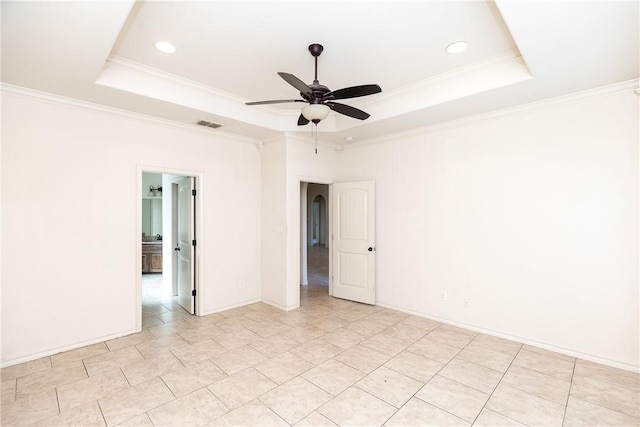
[302,104,330,122]
[446,41,468,54]
[154,41,176,54]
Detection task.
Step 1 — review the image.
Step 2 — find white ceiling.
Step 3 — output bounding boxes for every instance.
[2,1,638,145]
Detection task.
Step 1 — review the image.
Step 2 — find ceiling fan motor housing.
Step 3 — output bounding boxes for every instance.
[308,84,329,103]
[308,43,324,57]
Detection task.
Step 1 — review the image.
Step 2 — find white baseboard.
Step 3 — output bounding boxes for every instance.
[261,298,299,311]
[200,298,262,316]
[376,301,640,373]
[0,329,137,368]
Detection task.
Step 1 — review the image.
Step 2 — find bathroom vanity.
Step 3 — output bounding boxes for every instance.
[142,242,162,273]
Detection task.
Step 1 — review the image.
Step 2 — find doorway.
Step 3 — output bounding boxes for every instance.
[311,194,327,247]
[141,172,174,324]
[138,168,200,332]
[301,183,330,294]
[298,180,376,306]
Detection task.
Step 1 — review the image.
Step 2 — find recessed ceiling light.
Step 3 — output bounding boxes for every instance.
[344,136,355,143]
[446,41,468,54]
[154,41,176,54]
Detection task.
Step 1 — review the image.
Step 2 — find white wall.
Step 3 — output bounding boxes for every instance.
[260,136,288,308]
[336,86,639,370]
[1,92,262,365]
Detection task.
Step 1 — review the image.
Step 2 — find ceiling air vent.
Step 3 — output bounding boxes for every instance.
[196,120,222,129]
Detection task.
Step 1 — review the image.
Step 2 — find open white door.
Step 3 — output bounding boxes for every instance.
[332,181,376,305]
[176,177,195,314]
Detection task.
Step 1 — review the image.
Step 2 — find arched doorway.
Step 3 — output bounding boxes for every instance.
[311,194,327,247]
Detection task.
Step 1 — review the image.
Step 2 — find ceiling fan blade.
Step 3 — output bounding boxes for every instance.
[278,72,313,97]
[246,99,303,105]
[297,114,310,126]
[324,84,381,101]
[326,102,370,120]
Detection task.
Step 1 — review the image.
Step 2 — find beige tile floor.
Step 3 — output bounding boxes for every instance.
[2,250,639,426]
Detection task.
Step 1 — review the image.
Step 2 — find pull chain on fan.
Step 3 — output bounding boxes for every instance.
[312,124,318,154]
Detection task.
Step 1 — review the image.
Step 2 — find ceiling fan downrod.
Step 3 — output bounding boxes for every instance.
[308,43,323,85]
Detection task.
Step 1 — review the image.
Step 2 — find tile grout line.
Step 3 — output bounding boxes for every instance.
[352,384,412,425]
[561,359,577,426]
[158,376,178,400]
[577,372,640,393]
[362,324,478,426]
[55,387,61,415]
[360,347,434,423]
[82,358,90,378]
[480,362,574,408]
[489,354,581,408]
[120,367,133,388]
[218,313,384,424]
[567,396,640,422]
[405,329,489,425]
[469,345,523,426]
[96,399,109,427]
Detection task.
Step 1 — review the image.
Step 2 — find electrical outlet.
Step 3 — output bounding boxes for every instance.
[239,280,244,288]
[440,292,447,302]
[464,298,470,308]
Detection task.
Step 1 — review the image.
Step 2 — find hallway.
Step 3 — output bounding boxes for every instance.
[307,246,329,287]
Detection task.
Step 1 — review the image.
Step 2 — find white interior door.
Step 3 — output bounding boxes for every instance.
[332,181,376,305]
[177,177,195,314]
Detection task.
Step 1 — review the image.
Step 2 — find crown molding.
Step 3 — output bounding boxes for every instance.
[6,77,633,153]
[333,50,532,132]
[97,58,279,131]
[346,79,639,150]
[358,51,525,109]
[100,52,532,135]
[107,56,249,104]
[0,83,260,145]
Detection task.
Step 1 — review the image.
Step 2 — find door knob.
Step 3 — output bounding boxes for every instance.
[174,246,181,252]
[368,247,374,252]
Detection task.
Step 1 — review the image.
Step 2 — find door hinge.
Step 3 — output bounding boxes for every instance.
[192,239,196,246]
[192,289,196,297]
[192,189,196,196]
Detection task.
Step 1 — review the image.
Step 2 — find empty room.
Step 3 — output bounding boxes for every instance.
[1,1,638,426]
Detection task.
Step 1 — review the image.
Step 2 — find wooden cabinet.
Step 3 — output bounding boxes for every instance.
[142,243,163,273]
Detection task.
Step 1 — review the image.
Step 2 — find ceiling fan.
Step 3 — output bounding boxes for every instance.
[246,43,381,126]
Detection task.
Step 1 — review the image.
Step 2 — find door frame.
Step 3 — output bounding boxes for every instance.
[136,166,203,332]
[296,177,334,306]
